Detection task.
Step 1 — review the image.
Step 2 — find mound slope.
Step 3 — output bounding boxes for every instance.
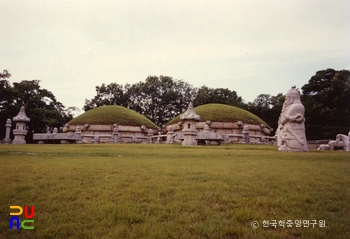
[167,103,270,127]
[68,105,158,129]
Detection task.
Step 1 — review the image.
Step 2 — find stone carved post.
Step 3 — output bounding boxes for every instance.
[112,124,119,144]
[181,102,200,146]
[12,106,30,144]
[94,136,99,144]
[277,86,308,152]
[166,126,175,144]
[237,121,243,134]
[74,126,82,143]
[203,124,210,145]
[243,125,250,144]
[3,119,12,144]
[156,132,161,144]
[147,129,153,144]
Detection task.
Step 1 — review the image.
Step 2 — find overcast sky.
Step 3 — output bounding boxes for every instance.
[1,0,349,112]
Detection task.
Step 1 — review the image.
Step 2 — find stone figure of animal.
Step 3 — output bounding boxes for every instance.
[328,140,344,151]
[317,144,330,150]
[336,134,350,151]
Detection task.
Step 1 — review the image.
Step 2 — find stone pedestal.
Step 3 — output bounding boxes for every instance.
[182,122,198,146]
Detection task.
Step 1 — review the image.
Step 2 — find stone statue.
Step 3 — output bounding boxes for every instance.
[336,133,350,151]
[277,87,308,152]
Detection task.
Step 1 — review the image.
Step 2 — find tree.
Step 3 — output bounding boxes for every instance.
[301,68,350,139]
[127,76,197,127]
[0,71,14,115]
[0,76,74,143]
[84,76,197,127]
[0,69,11,79]
[247,93,284,132]
[193,86,244,108]
[83,83,129,111]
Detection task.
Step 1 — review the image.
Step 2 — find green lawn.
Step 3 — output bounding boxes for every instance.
[0,144,349,239]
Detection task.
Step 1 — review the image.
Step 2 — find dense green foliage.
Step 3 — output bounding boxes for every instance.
[247,68,350,139]
[167,103,269,127]
[246,93,285,132]
[301,68,350,139]
[193,86,245,108]
[68,105,158,129]
[83,82,129,110]
[127,76,196,127]
[82,69,350,138]
[84,76,243,127]
[0,75,74,142]
[1,144,349,239]
[84,76,196,127]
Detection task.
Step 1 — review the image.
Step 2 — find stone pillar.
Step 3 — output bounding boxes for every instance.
[181,102,200,146]
[156,132,161,144]
[94,136,99,144]
[237,121,243,134]
[147,129,153,144]
[3,118,12,144]
[166,126,174,144]
[224,134,230,144]
[112,124,119,144]
[12,106,30,144]
[74,126,82,143]
[243,125,250,144]
[203,124,210,145]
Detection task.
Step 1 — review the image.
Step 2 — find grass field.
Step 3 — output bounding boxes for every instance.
[0,144,349,239]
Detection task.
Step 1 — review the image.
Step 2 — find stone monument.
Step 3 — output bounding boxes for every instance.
[166,126,175,144]
[181,102,200,146]
[3,118,12,144]
[112,124,119,144]
[12,106,30,144]
[277,87,308,152]
[336,132,350,151]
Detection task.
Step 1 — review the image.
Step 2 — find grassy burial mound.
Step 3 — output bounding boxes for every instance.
[68,105,158,129]
[167,103,270,127]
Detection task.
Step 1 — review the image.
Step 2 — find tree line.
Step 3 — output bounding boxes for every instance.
[1,68,349,141]
[83,75,246,128]
[0,70,75,142]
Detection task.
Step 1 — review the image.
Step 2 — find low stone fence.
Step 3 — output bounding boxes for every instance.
[32,128,276,145]
[33,132,82,144]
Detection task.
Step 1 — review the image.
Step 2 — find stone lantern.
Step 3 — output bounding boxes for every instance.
[12,106,30,144]
[180,102,200,146]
